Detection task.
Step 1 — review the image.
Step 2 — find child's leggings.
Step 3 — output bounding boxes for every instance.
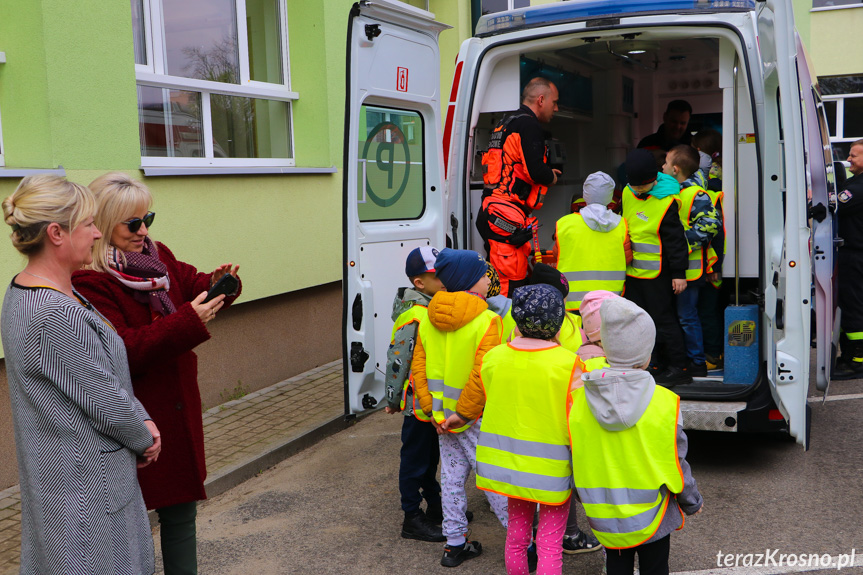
[438,419,508,545]
[505,497,568,575]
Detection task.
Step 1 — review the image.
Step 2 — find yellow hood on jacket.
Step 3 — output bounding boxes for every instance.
[427,291,489,332]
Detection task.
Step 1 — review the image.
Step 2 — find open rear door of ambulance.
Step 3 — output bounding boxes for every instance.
[796,35,838,398]
[762,0,811,447]
[343,1,450,416]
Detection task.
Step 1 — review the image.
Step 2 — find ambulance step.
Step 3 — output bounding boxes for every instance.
[680,400,747,432]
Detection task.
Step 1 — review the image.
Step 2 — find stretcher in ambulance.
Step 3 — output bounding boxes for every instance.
[343,0,839,449]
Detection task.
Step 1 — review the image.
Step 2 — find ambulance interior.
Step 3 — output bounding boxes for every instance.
[465,30,766,394]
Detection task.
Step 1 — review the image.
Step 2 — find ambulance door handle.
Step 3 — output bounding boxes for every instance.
[451,214,459,249]
[352,293,363,331]
[365,24,381,41]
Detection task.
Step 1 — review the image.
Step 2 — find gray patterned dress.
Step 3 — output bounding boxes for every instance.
[1,281,155,575]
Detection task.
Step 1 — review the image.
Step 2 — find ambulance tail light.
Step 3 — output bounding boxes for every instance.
[476,0,756,36]
[768,409,785,421]
[443,59,463,177]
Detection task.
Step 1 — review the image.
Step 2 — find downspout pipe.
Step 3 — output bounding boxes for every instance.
[471,0,481,36]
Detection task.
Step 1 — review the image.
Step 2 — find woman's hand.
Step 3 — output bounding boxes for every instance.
[210,263,240,288]
[138,420,162,469]
[191,290,225,324]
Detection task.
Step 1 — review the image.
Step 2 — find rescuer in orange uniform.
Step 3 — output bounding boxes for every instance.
[477,77,561,296]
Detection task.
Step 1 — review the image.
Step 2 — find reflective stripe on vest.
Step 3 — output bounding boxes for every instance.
[622,187,679,279]
[569,385,684,549]
[391,305,431,422]
[419,309,500,433]
[678,185,705,281]
[556,213,627,311]
[477,343,576,504]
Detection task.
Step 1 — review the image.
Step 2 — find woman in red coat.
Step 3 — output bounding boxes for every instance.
[73,173,240,575]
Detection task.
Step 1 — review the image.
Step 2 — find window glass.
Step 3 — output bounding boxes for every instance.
[162,0,240,83]
[357,105,425,222]
[514,0,531,7]
[833,142,852,162]
[812,0,863,7]
[482,0,509,14]
[822,100,837,137]
[211,96,291,158]
[819,75,863,96]
[843,97,863,138]
[246,0,284,84]
[131,0,147,65]
[138,86,204,157]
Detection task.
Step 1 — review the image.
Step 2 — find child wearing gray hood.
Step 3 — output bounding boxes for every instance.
[568,297,703,575]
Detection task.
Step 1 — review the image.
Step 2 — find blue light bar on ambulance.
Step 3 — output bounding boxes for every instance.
[475,0,757,36]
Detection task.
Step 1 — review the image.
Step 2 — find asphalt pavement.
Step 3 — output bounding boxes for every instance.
[169,377,863,575]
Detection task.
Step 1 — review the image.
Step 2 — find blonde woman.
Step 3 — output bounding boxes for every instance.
[73,173,240,575]
[1,175,159,574]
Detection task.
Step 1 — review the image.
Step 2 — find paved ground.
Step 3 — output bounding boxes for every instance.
[0,360,344,575]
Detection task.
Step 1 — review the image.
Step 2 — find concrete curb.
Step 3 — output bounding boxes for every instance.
[149,413,355,526]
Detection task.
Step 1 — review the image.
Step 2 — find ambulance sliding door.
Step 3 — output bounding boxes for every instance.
[343,1,449,415]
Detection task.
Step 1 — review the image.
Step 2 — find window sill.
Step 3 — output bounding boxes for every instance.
[0,167,66,178]
[142,166,337,177]
[811,4,863,12]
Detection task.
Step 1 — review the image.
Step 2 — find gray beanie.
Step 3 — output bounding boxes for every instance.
[582,171,615,206]
[600,298,656,368]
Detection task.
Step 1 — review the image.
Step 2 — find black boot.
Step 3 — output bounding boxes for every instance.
[833,359,863,380]
[401,510,445,542]
[655,365,692,387]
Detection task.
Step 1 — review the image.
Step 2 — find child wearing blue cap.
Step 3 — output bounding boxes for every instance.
[385,246,446,542]
[412,248,509,567]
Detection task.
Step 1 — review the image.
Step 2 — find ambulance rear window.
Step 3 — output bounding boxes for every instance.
[476,0,757,36]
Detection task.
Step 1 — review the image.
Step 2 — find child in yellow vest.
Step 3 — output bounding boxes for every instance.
[569,298,703,575]
[662,145,722,377]
[411,248,508,568]
[384,247,447,542]
[466,284,576,575]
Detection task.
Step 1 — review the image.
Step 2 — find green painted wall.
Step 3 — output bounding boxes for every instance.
[792,0,811,51]
[808,8,863,77]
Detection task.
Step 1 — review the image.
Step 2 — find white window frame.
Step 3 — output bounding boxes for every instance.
[811,1,863,11]
[135,0,297,168]
[822,93,863,155]
[481,0,531,14]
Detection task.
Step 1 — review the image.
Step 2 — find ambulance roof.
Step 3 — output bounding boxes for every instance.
[475,0,758,36]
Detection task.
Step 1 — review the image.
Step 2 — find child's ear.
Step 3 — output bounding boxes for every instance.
[412,277,424,290]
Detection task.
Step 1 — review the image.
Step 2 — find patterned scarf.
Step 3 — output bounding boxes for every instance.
[106,236,177,316]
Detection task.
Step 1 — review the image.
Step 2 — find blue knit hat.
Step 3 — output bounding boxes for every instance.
[511,284,565,340]
[434,249,488,293]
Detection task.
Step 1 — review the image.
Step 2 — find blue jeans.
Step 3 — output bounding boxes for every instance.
[677,283,706,365]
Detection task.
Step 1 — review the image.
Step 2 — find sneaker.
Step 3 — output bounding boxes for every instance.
[441,540,482,567]
[562,529,603,555]
[654,366,692,387]
[833,359,863,381]
[687,362,708,378]
[401,510,445,542]
[705,353,723,370]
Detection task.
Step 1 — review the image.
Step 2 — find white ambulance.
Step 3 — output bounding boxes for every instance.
[343,0,840,448]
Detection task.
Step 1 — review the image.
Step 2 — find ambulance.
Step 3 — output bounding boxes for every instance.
[342,0,840,448]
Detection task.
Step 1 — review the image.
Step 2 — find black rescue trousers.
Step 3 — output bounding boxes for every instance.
[606,535,671,575]
[838,248,863,360]
[399,408,441,514]
[625,272,688,369]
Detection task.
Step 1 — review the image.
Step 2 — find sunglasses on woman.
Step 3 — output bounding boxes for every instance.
[122,212,156,233]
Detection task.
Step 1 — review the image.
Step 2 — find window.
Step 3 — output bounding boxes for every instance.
[357,105,425,222]
[482,0,531,15]
[819,75,863,160]
[812,0,862,8]
[132,0,294,167]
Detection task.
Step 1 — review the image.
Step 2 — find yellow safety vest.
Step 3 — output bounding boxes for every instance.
[502,308,517,342]
[579,355,610,373]
[703,189,725,288]
[559,313,585,355]
[556,213,627,311]
[569,385,684,549]
[622,187,680,279]
[678,185,706,282]
[477,343,577,504]
[419,308,501,433]
[390,305,431,422]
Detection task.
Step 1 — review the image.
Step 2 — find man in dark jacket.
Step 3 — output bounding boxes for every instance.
[638,100,693,151]
[834,139,863,379]
[477,77,562,296]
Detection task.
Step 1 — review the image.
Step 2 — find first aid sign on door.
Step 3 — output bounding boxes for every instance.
[397,67,409,92]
